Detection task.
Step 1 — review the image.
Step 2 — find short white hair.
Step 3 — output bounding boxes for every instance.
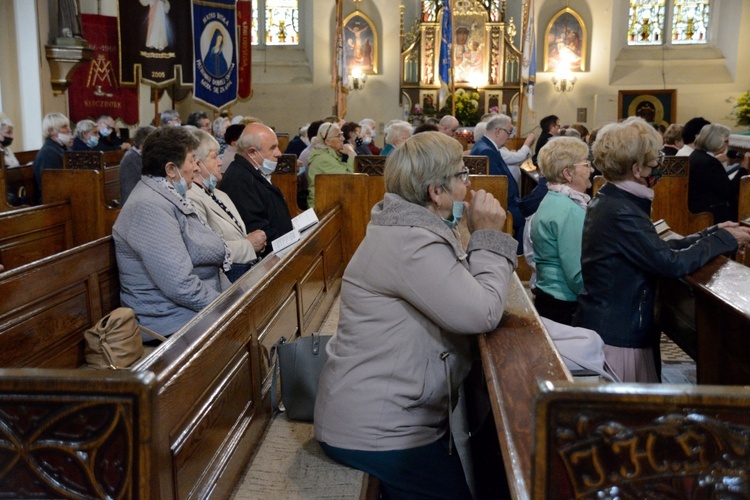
[74,119,97,139]
[42,113,69,139]
[474,122,488,142]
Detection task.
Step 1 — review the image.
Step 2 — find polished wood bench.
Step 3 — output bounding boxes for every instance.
[0,205,345,497]
[354,154,489,176]
[0,200,73,272]
[0,149,37,210]
[273,153,303,217]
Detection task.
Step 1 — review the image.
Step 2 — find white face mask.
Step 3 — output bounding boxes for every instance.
[259,158,278,176]
[57,132,73,146]
[441,201,465,229]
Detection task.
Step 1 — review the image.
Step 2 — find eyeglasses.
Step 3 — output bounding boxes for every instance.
[649,152,665,168]
[499,127,513,135]
[453,167,470,183]
[572,160,592,168]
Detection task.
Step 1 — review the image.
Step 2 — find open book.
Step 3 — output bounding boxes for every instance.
[271,209,319,253]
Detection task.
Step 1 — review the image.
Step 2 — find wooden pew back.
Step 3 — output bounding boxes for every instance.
[355,154,489,176]
[1,149,37,210]
[0,201,73,270]
[533,381,750,498]
[593,156,713,235]
[273,153,303,217]
[0,236,118,368]
[315,173,510,262]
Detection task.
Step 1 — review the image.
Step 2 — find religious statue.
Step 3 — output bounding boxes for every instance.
[57,0,83,41]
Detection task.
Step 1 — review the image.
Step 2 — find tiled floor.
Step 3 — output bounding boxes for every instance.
[660,333,696,385]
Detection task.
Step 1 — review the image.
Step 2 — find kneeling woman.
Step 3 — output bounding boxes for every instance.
[314,132,517,498]
[575,117,750,382]
[113,127,231,337]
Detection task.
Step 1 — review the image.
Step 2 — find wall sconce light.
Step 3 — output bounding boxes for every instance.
[551,73,577,93]
[349,66,367,91]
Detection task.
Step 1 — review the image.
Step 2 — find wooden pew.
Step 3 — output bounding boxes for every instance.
[41,151,124,246]
[0,205,345,497]
[0,201,73,271]
[315,173,511,262]
[532,381,750,498]
[273,153,303,217]
[0,149,37,210]
[736,175,750,267]
[355,154,489,176]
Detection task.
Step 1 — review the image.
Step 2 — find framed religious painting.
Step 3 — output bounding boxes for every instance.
[618,89,677,132]
[343,11,378,75]
[544,8,587,72]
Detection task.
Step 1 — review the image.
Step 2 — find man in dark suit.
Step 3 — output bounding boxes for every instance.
[533,114,560,164]
[470,115,524,253]
[220,123,293,257]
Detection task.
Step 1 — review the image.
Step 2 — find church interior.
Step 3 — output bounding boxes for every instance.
[1,0,750,498]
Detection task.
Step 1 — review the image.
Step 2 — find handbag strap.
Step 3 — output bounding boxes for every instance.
[140,325,168,343]
[269,336,287,411]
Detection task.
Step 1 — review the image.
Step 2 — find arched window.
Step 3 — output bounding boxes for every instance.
[251,0,299,46]
[627,0,710,46]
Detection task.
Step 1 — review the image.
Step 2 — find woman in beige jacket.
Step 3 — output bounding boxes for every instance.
[187,129,266,282]
[314,132,517,498]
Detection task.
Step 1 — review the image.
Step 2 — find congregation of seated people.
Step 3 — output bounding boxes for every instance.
[4,100,750,499]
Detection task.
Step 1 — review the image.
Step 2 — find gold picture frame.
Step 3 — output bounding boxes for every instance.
[544,8,587,72]
[618,89,678,131]
[343,11,378,75]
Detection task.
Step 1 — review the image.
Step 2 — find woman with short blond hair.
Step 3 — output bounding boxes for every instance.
[575,117,750,382]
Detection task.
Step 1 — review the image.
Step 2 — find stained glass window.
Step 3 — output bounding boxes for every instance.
[627,0,710,46]
[251,0,299,46]
[628,0,666,45]
[672,0,710,44]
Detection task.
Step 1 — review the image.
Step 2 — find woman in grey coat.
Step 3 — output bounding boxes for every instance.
[112,126,230,338]
[314,132,517,498]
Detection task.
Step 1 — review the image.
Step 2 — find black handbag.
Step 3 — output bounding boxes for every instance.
[269,332,331,421]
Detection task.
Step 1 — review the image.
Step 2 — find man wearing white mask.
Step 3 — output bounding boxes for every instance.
[220,123,293,256]
[33,113,73,203]
[359,117,381,154]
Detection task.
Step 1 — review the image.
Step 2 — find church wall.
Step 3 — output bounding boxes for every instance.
[2,0,749,147]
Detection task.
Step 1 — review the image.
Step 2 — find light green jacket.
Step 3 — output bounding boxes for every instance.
[307,147,354,209]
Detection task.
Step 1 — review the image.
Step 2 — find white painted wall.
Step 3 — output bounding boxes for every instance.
[1,0,748,145]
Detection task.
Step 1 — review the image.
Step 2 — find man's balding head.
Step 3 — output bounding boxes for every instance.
[438,115,459,137]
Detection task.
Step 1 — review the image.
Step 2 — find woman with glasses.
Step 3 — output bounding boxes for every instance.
[306,122,356,208]
[688,123,749,223]
[574,117,750,382]
[314,132,517,499]
[529,137,593,325]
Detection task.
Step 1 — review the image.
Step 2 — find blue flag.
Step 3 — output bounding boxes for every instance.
[192,0,237,110]
[439,0,452,104]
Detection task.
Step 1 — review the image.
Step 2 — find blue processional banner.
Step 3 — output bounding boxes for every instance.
[192,0,237,110]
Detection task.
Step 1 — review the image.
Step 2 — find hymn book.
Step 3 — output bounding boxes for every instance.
[271,209,320,254]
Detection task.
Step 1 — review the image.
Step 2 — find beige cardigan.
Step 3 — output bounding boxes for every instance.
[187,183,258,264]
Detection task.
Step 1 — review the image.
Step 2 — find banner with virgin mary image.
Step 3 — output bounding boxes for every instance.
[119,0,194,86]
[192,0,238,110]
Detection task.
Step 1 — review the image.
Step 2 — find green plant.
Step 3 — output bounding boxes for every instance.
[734,91,750,126]
[440,88,480,127]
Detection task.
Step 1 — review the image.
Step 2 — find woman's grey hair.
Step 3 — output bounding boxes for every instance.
[212,117,229,137]
[190,128,221,162]
[561,128,581,139]
[160,109,180,125]
[695,123,731,153]
[133,125,156,148]
[537,137,590,183]
[0,113,13,130]
[74,119,97,139]
[42,113,69,139]
[385,122,412,148]
[384,131,463,205]
[592,116,662,182]
[311,122,341,150]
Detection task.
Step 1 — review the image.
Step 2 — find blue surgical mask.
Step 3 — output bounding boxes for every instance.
[87,135,99,148]
[441,201,465,229]
[201,173,217,192]
[172,171,188,197]
[99,127,112,137]
[259,158,278,176]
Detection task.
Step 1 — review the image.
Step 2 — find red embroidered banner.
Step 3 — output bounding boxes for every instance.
[69,15,139,125]
[237,0,252,99]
